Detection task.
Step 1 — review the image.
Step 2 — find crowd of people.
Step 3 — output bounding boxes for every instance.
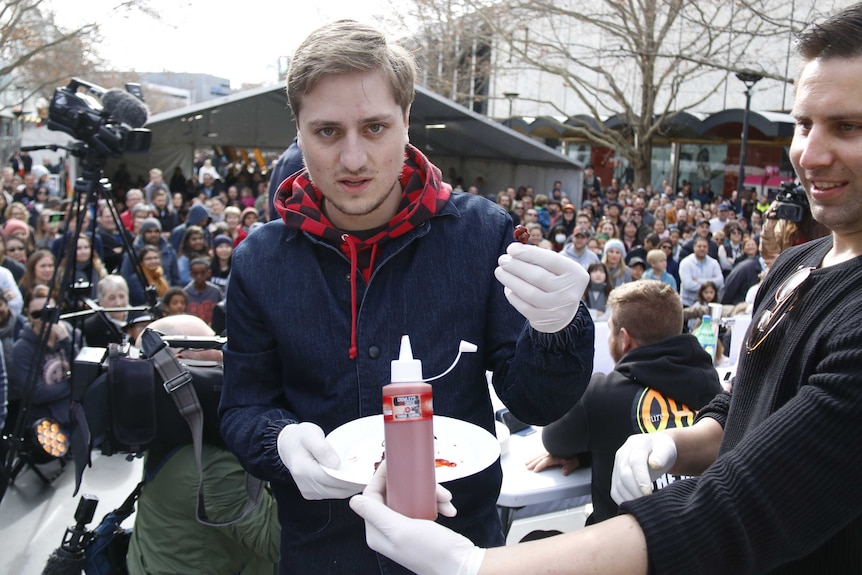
[3,4,862,573]
[350,4,862,574]
[485,169,826,360]
[0,157,270,437]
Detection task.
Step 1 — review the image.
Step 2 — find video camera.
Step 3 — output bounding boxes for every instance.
[771,181,809,223]
[47,78,151,157]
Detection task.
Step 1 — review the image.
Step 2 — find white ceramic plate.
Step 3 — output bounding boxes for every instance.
[322,415,500,486]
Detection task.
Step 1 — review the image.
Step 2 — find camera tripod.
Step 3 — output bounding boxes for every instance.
[1,107,153,507]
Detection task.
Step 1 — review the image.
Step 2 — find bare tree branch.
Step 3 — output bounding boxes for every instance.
[392,0,839,186]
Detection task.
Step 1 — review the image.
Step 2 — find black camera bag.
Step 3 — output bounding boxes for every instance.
[82,356,226,456]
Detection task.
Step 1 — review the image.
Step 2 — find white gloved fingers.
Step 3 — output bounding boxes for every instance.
[297,422,341,469]
[506,242,590,297]
[435,483,457,518]
[350,494,484,575]
[498,286,560,323]
[350,494,404,557]
[647,434,679,475]
[610,433,678,505]
[496,267,575,311]
[500,286,577,333]
[497,248,585,297]
[277,422,360,500]
[303,462,363,499]
[628,445,658,498]
[506,242,581,275]
[610,446,645,505]
[363,459,388,503]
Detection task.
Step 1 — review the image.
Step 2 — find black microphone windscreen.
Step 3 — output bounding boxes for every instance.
[102,89,149,129]
[42,549,85,575]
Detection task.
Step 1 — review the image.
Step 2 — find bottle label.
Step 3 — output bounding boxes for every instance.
[383,392,433,422]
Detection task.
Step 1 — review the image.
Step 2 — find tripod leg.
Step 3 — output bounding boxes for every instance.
[8,457,26,483]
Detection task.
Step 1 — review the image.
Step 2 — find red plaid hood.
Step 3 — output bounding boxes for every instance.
[272,144,452,359]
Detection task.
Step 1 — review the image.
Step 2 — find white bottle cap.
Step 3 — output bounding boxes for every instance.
[391,335,423,383]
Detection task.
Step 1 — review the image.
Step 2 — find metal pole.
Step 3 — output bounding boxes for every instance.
[735,72,762,198]
[737,86,753,197]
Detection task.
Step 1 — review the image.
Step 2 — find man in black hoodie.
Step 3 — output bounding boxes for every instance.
[527,279,722,523]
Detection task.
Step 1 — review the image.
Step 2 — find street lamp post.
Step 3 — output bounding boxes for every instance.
[503,92,519,121]
[736,72,763,197]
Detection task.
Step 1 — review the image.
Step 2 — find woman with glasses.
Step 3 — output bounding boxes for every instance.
[4,201,30,226]
[5,236,28,266]
[126,244,169,306]
[717,222,744,273]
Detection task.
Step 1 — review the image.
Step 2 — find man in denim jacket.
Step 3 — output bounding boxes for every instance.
[219,20,593,575]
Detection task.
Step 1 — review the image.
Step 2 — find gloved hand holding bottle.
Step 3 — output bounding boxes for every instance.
[350,461,483,575]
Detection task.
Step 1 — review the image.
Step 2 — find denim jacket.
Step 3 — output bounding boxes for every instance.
[220,193,594,573]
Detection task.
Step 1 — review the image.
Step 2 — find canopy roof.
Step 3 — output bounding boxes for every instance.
[507,109,795,141]
[144,83,581,168]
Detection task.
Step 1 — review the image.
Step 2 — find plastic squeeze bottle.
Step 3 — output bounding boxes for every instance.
[382,335,436,520]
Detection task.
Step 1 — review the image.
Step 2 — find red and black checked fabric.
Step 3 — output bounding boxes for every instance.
[274,144,450,258]
[272,144,453,359]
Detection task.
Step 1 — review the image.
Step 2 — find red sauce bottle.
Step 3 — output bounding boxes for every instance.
[381,335,436,520]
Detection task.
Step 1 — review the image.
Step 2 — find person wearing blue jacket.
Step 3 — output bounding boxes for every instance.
[218,20,593,575]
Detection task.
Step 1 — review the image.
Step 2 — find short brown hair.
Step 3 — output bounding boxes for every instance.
[287,20,416,120]
[796,3,862,61]
[607,280,682,345]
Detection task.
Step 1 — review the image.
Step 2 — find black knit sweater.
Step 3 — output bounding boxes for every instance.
[622,236,862,574]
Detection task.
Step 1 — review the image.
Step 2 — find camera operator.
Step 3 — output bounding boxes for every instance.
[759,183,830,269]
[126,314,280,575]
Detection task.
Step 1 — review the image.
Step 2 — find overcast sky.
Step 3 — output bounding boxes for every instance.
[49,0,400,88]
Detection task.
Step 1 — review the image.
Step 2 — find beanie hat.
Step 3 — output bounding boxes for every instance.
[140,217,162,234]
[240,206,258,221]
[213,235,233,249]
[3,218,30,239]
[603,238,627,258]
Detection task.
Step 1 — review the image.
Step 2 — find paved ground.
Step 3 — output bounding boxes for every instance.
[0,452,587,574]
[0,452,143,575]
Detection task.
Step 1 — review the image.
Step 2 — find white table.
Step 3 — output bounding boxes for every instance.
[496,426,592,535]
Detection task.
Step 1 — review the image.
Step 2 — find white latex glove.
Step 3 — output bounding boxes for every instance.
[349,461,484,575]
[276,422,362,500]
[494,242,589,333]
[610,432,678,505]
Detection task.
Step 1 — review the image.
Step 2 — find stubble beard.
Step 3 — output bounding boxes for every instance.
[323,176,402,222]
